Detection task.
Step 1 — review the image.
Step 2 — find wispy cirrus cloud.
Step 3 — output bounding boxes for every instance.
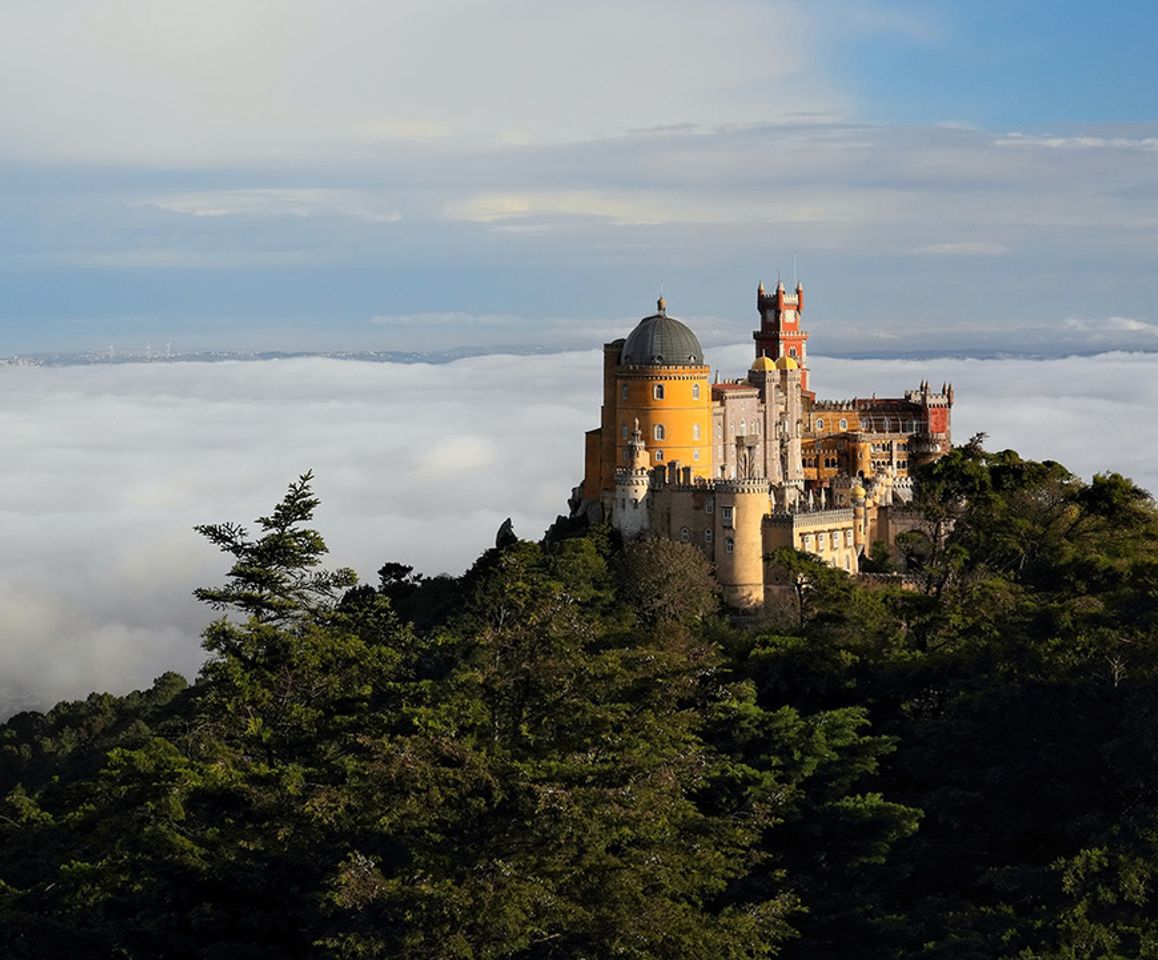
[144,189,402,222]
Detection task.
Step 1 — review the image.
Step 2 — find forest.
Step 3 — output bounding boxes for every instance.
[0,440,1156,959]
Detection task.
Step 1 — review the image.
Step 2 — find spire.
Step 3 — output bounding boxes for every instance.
[757,279,766,295]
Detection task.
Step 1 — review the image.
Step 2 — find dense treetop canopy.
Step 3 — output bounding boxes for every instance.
[0,448,1155,958]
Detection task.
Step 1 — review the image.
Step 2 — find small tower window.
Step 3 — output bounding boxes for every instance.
[621,423,628,439]
[721,506,734,527]
[654,450,664,462]
[693,423,701,440]
[789,347,797,357]
[704,529,713,545]
[621,384,629,400]
[693,449,700,461]
[653,384,665,400]
[654,424,665,441]
[692,383,701,400]
[725,537,734,554]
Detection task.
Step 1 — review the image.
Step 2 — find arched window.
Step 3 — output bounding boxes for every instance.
[815,418,825,431]
[789,347,797,357]
[725,537,734,554]
[739,418,746,435]
[693,449,700,460]
[838,418,848,431]
[692,383,700,399]
[704,529,714,545]
[653,384,665,400]
[680,527,690,543]
[654,424,665,441]
[753,420,760,435]
[654,450,664,462]
[692,423,701,440]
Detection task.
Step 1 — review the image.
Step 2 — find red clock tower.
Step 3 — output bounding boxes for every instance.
[753,279,809,391]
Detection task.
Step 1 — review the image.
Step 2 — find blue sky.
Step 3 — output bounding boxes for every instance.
[2,0,1157,355]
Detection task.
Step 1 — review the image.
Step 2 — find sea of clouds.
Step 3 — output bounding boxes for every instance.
[1,349,1155,711]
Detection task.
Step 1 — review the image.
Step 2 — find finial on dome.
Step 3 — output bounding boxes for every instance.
[657,295,666,315]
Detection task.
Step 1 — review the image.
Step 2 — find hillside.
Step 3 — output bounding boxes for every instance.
[0,447,1156,959]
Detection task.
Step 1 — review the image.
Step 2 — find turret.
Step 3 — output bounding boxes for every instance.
[754,273,809,390]
[611,419,652,537]
[852,484,867,552]
[714,479,772,607]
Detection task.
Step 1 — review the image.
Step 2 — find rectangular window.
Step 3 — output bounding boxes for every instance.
[693,449,700,461]
[704,529,713,544]
[621,384,629,400]
[705,498,714,514]
[721,506,733,527]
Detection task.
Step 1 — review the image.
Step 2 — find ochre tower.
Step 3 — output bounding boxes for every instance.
[753,279,809,391]
[713,480,772,607]
[583,298,712,500]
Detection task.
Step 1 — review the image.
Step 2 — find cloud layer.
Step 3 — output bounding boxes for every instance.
[0,350,1153,711]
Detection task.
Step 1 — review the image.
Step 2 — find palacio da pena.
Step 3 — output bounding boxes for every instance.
[571,279,954,606]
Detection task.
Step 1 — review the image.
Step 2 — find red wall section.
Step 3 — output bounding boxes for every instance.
[928,407,950,433]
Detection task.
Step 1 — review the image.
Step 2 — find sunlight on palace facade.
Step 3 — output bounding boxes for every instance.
[572,280,953,606]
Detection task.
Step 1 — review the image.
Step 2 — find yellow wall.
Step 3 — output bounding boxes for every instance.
[614,367,712,483]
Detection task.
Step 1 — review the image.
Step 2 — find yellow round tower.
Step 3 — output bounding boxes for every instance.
[714,479,772,607]
[612,297,712,482]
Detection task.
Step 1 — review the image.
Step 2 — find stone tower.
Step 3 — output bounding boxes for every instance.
[754,279,809,391]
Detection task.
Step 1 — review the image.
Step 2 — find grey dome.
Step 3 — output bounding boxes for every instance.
[621,303,704,366]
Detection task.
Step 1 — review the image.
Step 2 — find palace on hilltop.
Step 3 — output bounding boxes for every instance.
[572,280,953,606]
